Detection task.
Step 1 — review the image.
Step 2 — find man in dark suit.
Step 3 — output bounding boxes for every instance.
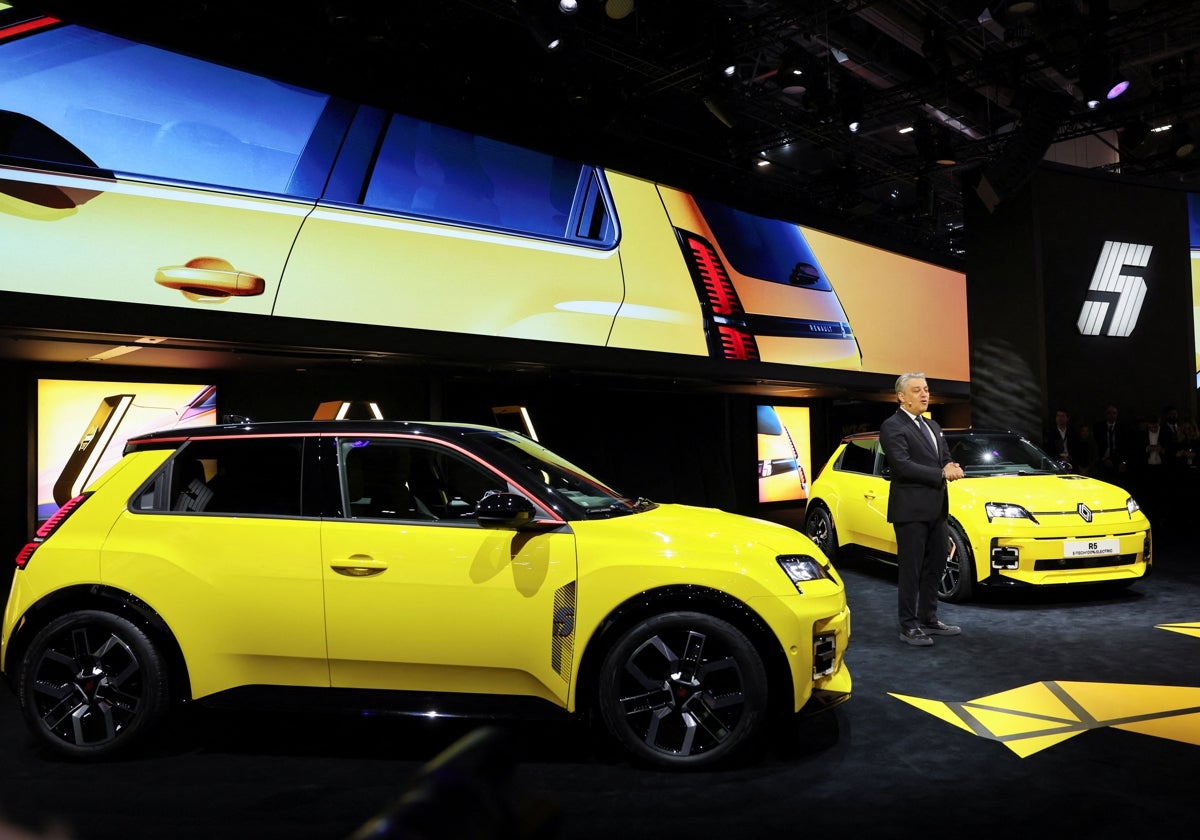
[879,372,965,647]
[1043,407,1084,469]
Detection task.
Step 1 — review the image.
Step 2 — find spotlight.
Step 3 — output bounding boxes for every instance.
[558,0,578,13]
[1079,52,1129,109]
[1173,124,1195,158]
[605,0,635,20]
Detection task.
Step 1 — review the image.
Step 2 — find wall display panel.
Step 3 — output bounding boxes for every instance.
[36,379,216,520]
[1036,171,1192,421]
[1189,192,1200,385]
[0,13,968,382]
[757,405,812,504]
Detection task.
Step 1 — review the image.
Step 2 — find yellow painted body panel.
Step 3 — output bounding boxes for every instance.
[0,164,307,314]
[601,172,709,356]
[274,204,625,346]
[569,504,851,712]
[320,519,577,704]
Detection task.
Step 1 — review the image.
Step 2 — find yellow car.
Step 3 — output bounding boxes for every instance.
[2,420,850,768]
[804,429,1152,601]
[0,9,860,370]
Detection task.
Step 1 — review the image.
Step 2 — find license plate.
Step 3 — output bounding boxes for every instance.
[1065,539,1119,558]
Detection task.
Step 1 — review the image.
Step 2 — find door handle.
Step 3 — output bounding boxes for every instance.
[155,257,265,302]
[331,564,387,578]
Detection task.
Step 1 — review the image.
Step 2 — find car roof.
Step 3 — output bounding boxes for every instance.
[839,427,1024,443]
[126,419,509,448]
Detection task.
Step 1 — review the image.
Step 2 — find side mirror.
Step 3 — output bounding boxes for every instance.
[475,492,536,528]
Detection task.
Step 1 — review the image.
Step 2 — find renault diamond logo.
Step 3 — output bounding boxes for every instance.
[1077,241,1152,337]
[1077,503,1093,523]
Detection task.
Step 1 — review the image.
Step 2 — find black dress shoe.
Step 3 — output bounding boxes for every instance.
[899,627,934,646]
[921,619,961,636]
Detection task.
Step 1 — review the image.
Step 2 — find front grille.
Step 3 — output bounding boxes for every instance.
[813,633,837,677]
[1033,553,1137,571]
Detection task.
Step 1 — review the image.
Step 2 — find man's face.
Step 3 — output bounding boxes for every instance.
[1106,406,1119,423]
[1056,410,1069,428]
[899,377,929,416]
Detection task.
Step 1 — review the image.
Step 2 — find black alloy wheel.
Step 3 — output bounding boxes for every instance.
[939,525,974,602]
[597,611,768,769]
[17,610,169,759]
[804,503,839,561]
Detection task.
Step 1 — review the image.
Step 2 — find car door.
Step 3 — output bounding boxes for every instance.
[319,435,579,706]
[831,439,895,552]
[101,438,329,700]
[0,22,345,315]
[275,108,626,347]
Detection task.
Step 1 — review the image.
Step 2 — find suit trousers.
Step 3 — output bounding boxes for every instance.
[893,517,949,629]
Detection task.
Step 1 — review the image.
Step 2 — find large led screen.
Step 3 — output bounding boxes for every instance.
[757,405,812,504]
[37,379,216,520]
[0,14,969,382]
[1190,192,1200,385]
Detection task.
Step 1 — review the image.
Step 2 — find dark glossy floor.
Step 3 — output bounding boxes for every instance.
[2,528,1198,840]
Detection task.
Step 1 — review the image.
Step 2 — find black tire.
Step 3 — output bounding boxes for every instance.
[804,502,839,561]
[16,610,169,759]
[597,611,768,769]
[939,525,974,603]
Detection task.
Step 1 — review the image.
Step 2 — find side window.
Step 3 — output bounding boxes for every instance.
[341,439,509,522]
[166,438,303,516]
[0,25,330,193]
[363,112,614,244]
[837,439,879,475]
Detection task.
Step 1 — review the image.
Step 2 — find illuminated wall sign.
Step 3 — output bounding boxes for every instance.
[1076,240,1153,337]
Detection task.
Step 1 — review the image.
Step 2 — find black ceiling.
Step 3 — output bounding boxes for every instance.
[21,0,1200,265]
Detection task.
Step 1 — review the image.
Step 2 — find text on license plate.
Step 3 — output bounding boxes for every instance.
[1065,539,1119,558]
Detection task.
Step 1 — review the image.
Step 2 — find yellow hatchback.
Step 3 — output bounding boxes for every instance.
[804,429,1152,601]
[2,420,850,768]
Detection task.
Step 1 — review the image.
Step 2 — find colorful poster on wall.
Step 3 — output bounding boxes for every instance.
[36,379,216,520]
[757,405,811,504]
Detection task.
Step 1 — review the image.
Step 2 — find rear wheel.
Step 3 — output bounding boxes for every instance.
[804,503,839,561]
[597,611,768,769]
[17,610,169,759]
[939,525,974,602]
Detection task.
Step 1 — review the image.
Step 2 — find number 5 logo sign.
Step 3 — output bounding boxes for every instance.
[1076,240,1152,337]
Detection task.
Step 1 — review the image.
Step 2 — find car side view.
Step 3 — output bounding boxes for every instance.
[2,420,851,768]
[804,428,1152,601]
[0,9,860,369]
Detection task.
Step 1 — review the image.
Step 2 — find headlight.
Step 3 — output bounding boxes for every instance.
[777,554,829,590]
[1127,497,1140,515]
[984,502,1035,523]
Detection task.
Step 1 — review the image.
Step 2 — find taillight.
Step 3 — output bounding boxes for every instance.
[0,15,60,42]
[677,230,760,361]
[14,493,89,570]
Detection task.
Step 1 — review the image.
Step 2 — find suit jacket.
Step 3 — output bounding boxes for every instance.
[880,409,952,523]
[1043,425,1084,466]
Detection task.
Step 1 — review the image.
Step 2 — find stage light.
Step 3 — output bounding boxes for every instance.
[558,0,578,13]
[1079,53,1129,109]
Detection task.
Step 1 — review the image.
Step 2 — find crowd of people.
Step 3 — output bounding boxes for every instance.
[1043,403,1199,537]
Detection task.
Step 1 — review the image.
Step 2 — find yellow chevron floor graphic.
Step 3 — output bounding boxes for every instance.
[889,623,1200,758]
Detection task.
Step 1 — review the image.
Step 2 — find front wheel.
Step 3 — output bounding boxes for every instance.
[804,503,839,561]
[597,611,768,769]
[939,525,974,602]
[16,610,169,759]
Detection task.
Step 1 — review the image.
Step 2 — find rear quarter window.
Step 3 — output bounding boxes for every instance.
[837,439,879,475]
[147,438,305,517]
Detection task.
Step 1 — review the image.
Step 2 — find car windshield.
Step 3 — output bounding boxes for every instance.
[469,431,649,518]
[944,433,1067,476]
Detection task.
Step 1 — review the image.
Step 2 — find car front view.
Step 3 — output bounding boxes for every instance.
[805,429,1151,602]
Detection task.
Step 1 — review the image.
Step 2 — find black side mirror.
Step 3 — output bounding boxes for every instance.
[475,492,536,528]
